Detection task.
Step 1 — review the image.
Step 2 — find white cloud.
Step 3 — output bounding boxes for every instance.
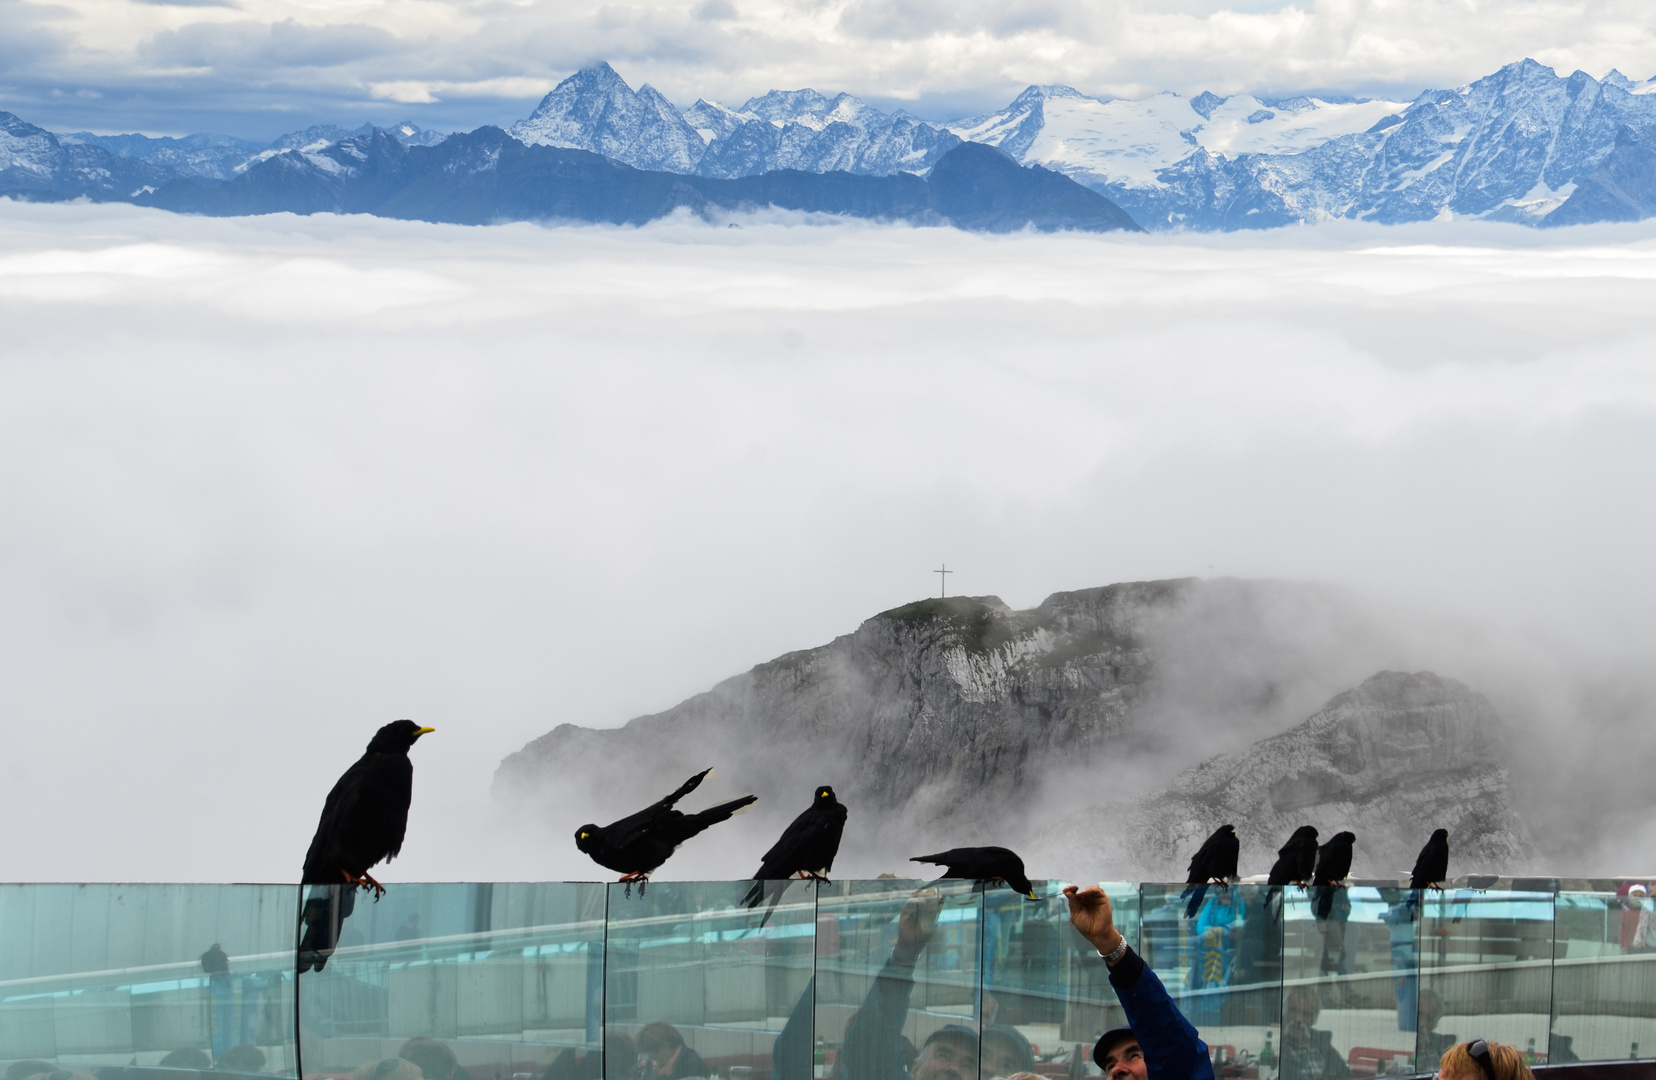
[0,202,1654,881]
[9,0,1656,136]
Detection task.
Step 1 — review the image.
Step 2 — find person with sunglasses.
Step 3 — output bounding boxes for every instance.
[1065,886,1214,1080]
[1437,1039,1535,1080]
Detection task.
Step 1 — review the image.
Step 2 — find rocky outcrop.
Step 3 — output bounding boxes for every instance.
[496,578,1531,876]
[1026,671,1535,882]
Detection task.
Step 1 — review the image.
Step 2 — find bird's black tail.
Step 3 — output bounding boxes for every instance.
[1182,884,1207,919]
[297,885,356,973]
[685,794,758,832]
[1313,885,1334,920]
[742,878,792,928]
[663,768,716,809]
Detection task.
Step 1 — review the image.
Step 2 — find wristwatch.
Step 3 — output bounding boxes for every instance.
[1097,936,1129,964]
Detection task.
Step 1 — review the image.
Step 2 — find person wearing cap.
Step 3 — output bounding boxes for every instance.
[1064,885,1214,1080]
[1619,883,1650,952]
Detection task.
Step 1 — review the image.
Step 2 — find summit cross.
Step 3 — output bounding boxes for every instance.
[935,564,952,598]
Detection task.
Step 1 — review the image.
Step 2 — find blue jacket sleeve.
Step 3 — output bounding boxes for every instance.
[838,957,919,1080]
[1109,947,1215,1080]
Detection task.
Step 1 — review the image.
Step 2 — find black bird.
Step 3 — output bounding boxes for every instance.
[1267,826,1321,887]
[298,719,435,972]
[1181,824,1240,918]
[1264,825,1320,916]
[1311,831,1356,919]
[575,768,756,892]
[1410,828,1450,890]
[910,846,1039,899]
[741,785,848,920]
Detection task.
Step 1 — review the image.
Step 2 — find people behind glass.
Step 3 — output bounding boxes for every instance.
[1618,883,1650,952]
[216,1046,268,1075]
[395,912,423,942]
[635,1022,711,1080]
[1413,989,1456,1063]
[200,944,234,1062]
[1065,885,1214,1080]
[399,1037,469,1080]
[545,1036,630,1080]
[1275,988,1350,1080]
[1436,1039,1535,1080]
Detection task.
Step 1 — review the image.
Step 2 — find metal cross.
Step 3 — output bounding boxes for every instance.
[935,564,952,598]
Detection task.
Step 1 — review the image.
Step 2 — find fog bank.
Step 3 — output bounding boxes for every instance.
[1,203,1652,882]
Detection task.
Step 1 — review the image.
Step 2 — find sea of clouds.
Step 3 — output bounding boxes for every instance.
[2,201,1654,882]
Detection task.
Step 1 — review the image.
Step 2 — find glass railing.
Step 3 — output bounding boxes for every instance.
[4,881,1655,1080]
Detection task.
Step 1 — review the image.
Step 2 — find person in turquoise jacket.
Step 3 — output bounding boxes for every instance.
[1064,886,1216,1080]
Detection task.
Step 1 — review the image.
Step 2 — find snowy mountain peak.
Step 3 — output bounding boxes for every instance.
[738,88,870,130]
[1189,91,1226,119]
[508,62,705,172]
[682,99,755,144]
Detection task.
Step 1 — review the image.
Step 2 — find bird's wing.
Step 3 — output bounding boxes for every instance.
[754,804,826,876]
[303,755,374,882]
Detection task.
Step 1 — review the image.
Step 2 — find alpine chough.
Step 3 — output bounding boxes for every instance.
[1410,828,1450,890]
[297,719,435,972]
[910,846,1039,899]
[1311,830,1356,919]
[575,768,756,892]
[740,785,847,920]
[1181,823,1239,918]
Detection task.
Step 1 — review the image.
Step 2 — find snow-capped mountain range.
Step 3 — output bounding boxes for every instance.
[502,58,1656,228]
[8,56,1656,229]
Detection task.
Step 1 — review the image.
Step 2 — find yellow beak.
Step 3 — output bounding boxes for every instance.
[416,726,436,736]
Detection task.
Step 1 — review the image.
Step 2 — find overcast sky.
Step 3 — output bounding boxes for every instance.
[5,0,1656,139]
[3,202,1655,880]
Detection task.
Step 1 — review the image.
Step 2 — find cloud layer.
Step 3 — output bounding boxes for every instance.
[8,0,1656,139]
[1,203,1655,881]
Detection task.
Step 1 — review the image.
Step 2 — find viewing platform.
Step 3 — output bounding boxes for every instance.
[2,879,1651,1080]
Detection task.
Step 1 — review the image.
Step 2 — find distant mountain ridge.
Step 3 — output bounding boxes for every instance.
[126,129,1141,233]
[14,56,1656,229]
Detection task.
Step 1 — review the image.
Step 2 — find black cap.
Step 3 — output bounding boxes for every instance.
[1093,1028,1137,1069]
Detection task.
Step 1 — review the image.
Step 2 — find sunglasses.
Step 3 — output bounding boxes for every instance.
[1467,1039,1498,1080]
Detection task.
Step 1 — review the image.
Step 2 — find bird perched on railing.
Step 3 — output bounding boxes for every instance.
[1410,828,1450,890]
[1312,831,1356,919]
[298,719,435,972]
[575,768,756,895]
[911,846,1039,899]
[1181,824,1239,918]
[741,785,847,923]
[1264,825,1320,914]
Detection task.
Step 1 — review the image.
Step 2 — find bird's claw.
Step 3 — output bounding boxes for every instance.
[341,870,387,900]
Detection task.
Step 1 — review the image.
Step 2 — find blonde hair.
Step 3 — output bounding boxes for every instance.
[1437,1041,1535,1080]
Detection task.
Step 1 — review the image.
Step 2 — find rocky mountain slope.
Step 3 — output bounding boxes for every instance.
[494,579,1533,880]
[1027,671,1534,882]
[510,63,960,179]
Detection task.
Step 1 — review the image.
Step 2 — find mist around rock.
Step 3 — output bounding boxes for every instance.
[495,578,1651,883]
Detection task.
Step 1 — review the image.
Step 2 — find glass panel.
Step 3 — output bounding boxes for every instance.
[1281,884,1420,1079]
[814,880,981,1080]
[1550,886,1656,1064]
[294,882,606,1080]
[0,883,298,1077]
[982,881,1137,1080]
[1416,886,1554,1072]
[1138,883,1280,1078]
[602,880,817,1080]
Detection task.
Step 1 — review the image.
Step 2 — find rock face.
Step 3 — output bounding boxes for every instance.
[494,578,1531,878]
[508,62,707,174]
[1026,671,1535,882]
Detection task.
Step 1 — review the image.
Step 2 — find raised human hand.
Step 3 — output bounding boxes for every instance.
[1064,885,1124,956]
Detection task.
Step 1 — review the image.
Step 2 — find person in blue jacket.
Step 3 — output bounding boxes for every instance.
[1063,886,1215,1080]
